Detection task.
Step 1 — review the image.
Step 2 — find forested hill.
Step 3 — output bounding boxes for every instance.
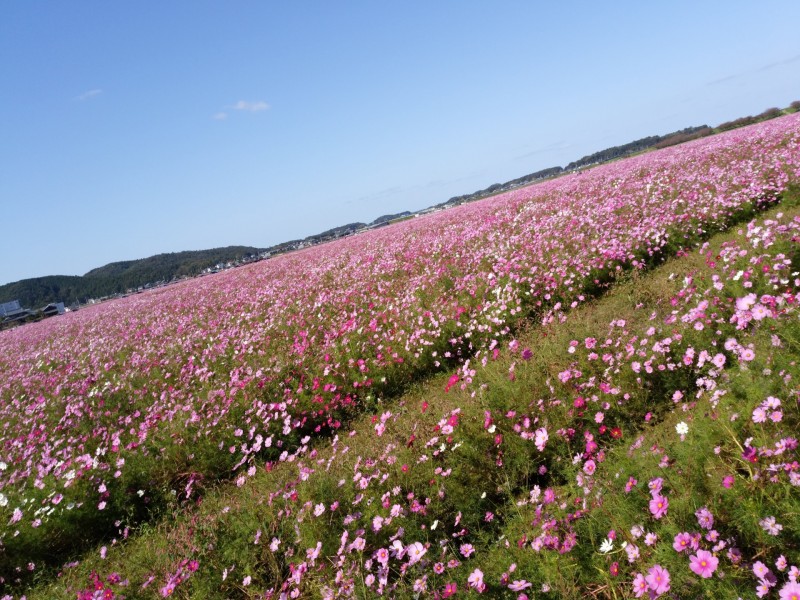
[82,246,262,280]
[1,246,262,308]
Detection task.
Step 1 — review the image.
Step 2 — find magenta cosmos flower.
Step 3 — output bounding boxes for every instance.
[441,582,457,598]
[673,532,692,553]
[689,549,718,578]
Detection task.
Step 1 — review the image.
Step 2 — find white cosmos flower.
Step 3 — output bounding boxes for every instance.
[599,538,614,554]
[675,422,689,435]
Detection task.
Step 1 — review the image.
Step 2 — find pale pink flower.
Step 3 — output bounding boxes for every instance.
[779,581,800,600]
[406,542,426,564]
[508,580,532,591]
[468,568,485,591]
[534,427,548,451]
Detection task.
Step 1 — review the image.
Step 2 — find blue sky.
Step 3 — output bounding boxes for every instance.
[2,1,799,286]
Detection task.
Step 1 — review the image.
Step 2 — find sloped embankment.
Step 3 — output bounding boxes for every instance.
[29,190,800,599]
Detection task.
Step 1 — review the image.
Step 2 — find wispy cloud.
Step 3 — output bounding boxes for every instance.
[708,53,800,86]
[75,89,102,101]
[213,100,270,120]
[514,140,572,160]
[346,171,487,206]
[346,186,405,205]
[707,74,737,86]
[230,100,270,112]
[756,53,800,73]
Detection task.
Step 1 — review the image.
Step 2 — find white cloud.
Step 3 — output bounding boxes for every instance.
[75,89,103,101]
[213,112,228,120]
[230,100,270,112]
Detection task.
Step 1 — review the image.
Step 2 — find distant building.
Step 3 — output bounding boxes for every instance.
[41,302,66,317]
[0,300,35,327]
[0,299,66,329]
[0,300,21,317]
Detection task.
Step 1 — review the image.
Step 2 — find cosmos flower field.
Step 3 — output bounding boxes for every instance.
[2,113,800,598]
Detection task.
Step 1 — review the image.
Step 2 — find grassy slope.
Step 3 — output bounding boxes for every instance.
[26,190,800,598]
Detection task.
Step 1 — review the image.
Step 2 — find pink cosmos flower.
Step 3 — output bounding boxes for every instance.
[779,581,800,600]
[160,582,176,597]
[625,543,640,563]
[649,495,668,519]
[460,543,475,558]
[695,507,714,530]
[468,568,486,592]
[739,347,755,361]
[508,580,532,591]
[406,542,426,564]
[647,477,663,494]
[672,532,692,553]
[645,564,670,596]
[689,549,718,578]
[760,516,783,535]
[753,561,773,581]
[632,573,648,598]
[534,427,548,451]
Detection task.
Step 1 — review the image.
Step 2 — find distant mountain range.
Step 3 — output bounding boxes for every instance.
[3,102,797,310]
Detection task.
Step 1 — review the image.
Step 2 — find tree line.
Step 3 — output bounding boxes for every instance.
[0,246,262,308]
